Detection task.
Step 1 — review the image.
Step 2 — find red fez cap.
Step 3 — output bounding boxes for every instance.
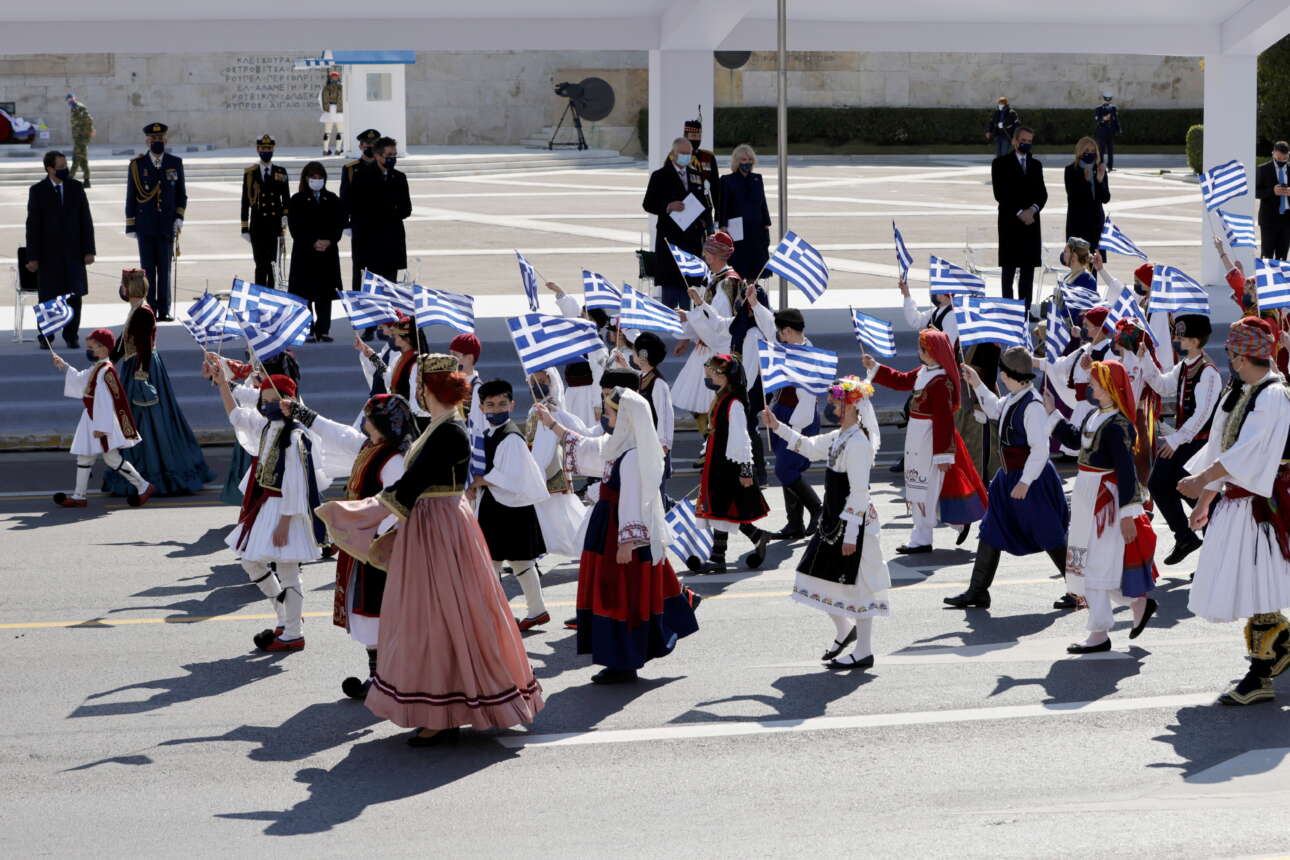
[87,328,116,350]
[450,332,481,360]
[1083,306,1109,327]
[1134,263,1153,287]
[259,374,298,398]
[704,231,736,259]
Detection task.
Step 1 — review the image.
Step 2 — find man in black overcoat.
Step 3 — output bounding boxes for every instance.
[25,149,95,349]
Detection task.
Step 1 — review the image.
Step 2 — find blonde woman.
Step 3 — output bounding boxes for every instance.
[1064,136,1110,260]
[719,144,772,282]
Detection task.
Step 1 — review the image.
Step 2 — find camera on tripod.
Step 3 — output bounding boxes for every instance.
[548,77,615,151]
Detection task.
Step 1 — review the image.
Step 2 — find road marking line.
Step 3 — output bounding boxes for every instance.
[494,692,1216,748]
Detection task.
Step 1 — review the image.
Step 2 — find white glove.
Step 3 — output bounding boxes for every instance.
[173,218,183,236]
[241,232,252,244]
[281,215,289,230]
[343,227,352,240]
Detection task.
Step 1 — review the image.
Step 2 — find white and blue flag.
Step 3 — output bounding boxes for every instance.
[619,284,684,336]
[515,251,541,312]
[229,278,312,326]
[850,309,897,357]
[1107,283,1158,345]
[953,295,1029,348]
[892,222,914,283]
[338,291,398,330]
[766,231,830,303]
[1254,258,1290,310]
[667,241,707,279]
[1045,304,1071,359]
[359,270,415,313]
[413,285,475,334]
[468,429,487,483]
[1201,160,1248,211]
[183,293,241,346]
[34,294,74,338]
[1149,265,1209,315]
[582,271,621,311]
[234,300,312,361]
[1058,279,1102,312]
[757,338,838,396]
[1216,209,1258,249]
[928,256,986,295]
[507,313,604,375]
[665,499,713,565]
[1099,217,1148,260]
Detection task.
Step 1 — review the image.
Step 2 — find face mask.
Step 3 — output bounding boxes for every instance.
[54,167,70,180]
[1080,153,1096,165]
[259,151,272,163]
[1171,340,1183,357]
[599,415,611,433]
[85,349,98,364]
[362,146,374,159]
[308,178,324,192]
[738,162,752,174]
[258,401,284,421]
[532,382,551,401]
[704,378,720,391]
[383,156,397,170]
[675,153,692,167]
[485,411,510,427]
[1017,142,1032,155]
[149,141,165,155]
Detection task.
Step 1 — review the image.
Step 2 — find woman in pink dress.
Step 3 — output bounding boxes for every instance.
[316,353,543,746]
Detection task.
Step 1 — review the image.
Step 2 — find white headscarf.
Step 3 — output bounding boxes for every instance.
[857,397,881,454]
[603,388,671,560]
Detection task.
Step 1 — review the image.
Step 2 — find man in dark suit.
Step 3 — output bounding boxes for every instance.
[991,126,1047,312]
[240,133,290,288]
[25,150,95,349]
[125,121,186,320]
[349,136,411,287]
[340,128,382,340]
[642,137,708,309]
[1255,141,1290,261]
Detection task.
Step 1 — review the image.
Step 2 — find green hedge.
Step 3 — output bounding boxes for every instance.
[638,106,1202,151]
[1186,125,1204,175]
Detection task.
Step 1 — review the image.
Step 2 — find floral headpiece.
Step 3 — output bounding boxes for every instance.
[828,375,873,404]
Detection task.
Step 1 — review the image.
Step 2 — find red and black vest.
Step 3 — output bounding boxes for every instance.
[1176,356,1217,443]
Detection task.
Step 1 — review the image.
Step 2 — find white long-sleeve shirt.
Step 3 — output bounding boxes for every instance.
[1186,370,1290,495]
[774,422,874,544]
[973,384,1052,485]
[690,294,776,388]
[1139,353,1222,449]
[63,361,139,456]
[903,295,958,344]
[644,373,675,450]
[482,427,550,508]
[724,399,754,465]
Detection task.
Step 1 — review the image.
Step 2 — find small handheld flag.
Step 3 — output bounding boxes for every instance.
[1045,305,1071,359]
[413,286,475,334]
[892,222,913,283]
[928,256,986,295]
[515,251,541,312]
[507,313,604,375]
[757,338,838,396]
[1099,217,1148,260]
[233,301,312,361]
[582,271,622,311]
[850,309,897,358]
[1200,160,1248,211]
[34,294,74,338]
[667,241,707,279]
[183,293,241,346]
[1216,209,1257,249]
[1107,283,1158,345]
[619,284,684,337]
[338,291,398,330]
[665,499,712,565]
[1254,258,1290,310]
[1148,265,1209,315]
[953,295,1029,348]
[359,270,415,313]
[766,231,830,303]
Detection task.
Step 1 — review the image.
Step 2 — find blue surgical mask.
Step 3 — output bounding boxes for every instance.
[258,401,284,421]
[599,415,611,433]
[1017,142,1033,155]
[1080,152,1096,165]
[704,378,721,391]
[532,382,551,401]
[1171,340,1183,357]
[485,411,510,427]
[308,178,324,192]
[383,156,397,170]
[675,153,692,167]
[84,349,97,364]
[738,161,752,174]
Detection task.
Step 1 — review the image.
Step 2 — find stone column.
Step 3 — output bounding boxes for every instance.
[1202,53,1257,288]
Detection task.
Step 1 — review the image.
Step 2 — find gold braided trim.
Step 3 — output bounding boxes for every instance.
[1245,614,1290,659]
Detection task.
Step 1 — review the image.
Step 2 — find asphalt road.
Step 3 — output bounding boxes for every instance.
[3,427,1290,857]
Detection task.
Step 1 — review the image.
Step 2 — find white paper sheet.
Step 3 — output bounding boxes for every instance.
[669,193,704,231]
[726,216,744,242]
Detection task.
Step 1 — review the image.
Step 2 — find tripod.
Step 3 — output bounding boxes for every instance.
[548,99,588,151]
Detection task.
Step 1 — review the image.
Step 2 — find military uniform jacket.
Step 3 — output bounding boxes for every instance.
[241,163,290,234]
[69,103,94,142]
[338,157,370,228]
[125,152,187,237]
[689,149,720,229]
[1094,104,1121,136]
[320,80,343,111]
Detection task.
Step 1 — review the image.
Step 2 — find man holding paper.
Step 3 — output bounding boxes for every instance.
[643,137,709,310]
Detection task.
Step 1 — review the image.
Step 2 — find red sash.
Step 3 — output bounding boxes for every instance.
[1224,465,1290,562]
[235,455,283,551]
[83,363,139,451]
[1086,465,1159,582]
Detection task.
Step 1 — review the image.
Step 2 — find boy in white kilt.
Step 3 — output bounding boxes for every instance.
[1180,317,1290,706]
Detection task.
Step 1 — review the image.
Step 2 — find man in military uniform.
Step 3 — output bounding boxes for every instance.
[240,134,290,288]
[66,94,94,188]
[125,122,186,320]
[1094,91,1121,171]
[683,114,719,234]
[340,128,382,339]
[320,69,343,156]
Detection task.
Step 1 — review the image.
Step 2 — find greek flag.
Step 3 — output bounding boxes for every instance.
[1149,265,1209,315]
[1201,160,1248,211]
[850,309,897,358]
[953,295,1029,348]
[667,241,707,279]
[1056,279,1102,313]
[1099,217,1148,260]
[183,293,240,346]
[665,499,712,565]
[928,256,986,295]
[34,294,74,338]
[359,270,415,313]
[1217,209,1258,249]
[892,222,914,283]
[1254,258,1290,310]
[337,291,398,330]
[619,284,683,336]
[413,285,475,334]
[515,251,541,312]
[233,300,312,361]
[1045,304,1071,359]
[507,313,604,375]
[757,338,838,396]
[229,278,311,326]
[582,270,621,311]
[766,231,830,303]
[468,428,487,483]
[1107,283,1158,345]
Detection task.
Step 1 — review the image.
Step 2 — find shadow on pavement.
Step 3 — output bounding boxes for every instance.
[158,700,382,763]
[107,563,264,622]
[675,669,875,724]
[69,652,290,718]
[64,754,154,771]
[909,607,1069,648]
[99,524,235,559]
[989,645,1149,703]
[1150,700,1290,779]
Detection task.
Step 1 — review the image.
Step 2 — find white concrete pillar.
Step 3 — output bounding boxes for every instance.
[647,50,714,169]
[1201,53,1258,286]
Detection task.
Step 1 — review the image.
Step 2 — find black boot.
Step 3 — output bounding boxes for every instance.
[944,542,999,608]
[793,477,822,536]
[1046,545,1068,577]
[769,484,805,541]
[888,455,905,474]
[699,532,727,574]
[742,524,770,569]
[1219,659,1276,706]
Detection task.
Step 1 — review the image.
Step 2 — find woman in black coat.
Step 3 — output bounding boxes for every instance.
[288,161,345,342]
[719,144,773,281]
[1064,136,1111,258]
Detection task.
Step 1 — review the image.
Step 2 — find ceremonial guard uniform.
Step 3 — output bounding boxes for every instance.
[240,134,290,288]
[683,116,720,232]
[1093,92,1121,170]
[319,70,344,156]
[51,328,154,508]
[525,370,589,559]
[125,122,186,320]
[1184,318,1290,705]
[67,93,93,187]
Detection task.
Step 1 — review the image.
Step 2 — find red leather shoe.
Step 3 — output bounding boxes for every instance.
[53,493,88,508]
[261,635,305,652]
[128,484,156,508]
[516,612,550,632]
